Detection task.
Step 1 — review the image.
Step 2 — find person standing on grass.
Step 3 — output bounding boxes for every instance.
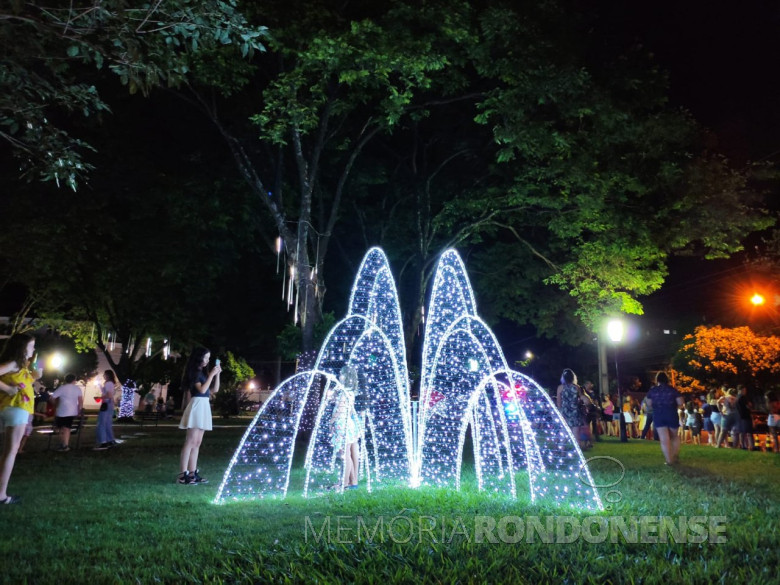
[765,391,780,454]
[95,370,119,449]
[49,374,83,452]
[734,384,754,451]
[178,348,220,485]
[701,391,715,445]
[601,395,615,436]
[708,390,722,447]
[331,365,361,490]
[685,401,702,446]
[583,381,602,442]
[0,333,41,505]
[716,388,738,448]
[640,395,656,440]
[644,372,684,466]
[556,368,589,450]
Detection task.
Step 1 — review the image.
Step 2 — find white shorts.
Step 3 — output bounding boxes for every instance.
[179,397,213,431]
[768,414,779,428]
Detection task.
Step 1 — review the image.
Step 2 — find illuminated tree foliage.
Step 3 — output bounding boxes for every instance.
[673,325,780,390]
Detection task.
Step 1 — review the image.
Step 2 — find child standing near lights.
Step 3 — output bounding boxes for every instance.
[331,365,361,490]
[177,348,220,485]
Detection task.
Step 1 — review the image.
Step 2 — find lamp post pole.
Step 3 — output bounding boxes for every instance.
[615,346,628,442]
[607,319,627,443]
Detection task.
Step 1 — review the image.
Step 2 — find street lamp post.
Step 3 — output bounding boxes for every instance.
[607,319,627,443]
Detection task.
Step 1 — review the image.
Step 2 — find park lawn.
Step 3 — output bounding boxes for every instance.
[1,420,777,584]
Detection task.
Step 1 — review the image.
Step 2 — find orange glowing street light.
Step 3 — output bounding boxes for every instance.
[751,293,766,306]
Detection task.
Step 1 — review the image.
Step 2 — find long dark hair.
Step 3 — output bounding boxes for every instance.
[103,369,120,387]
[561,368,577,385]
[0,333,34,370]
[182,347,210,390]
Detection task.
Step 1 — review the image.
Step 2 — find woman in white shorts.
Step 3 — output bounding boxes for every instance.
[177,348,221,485]
[708,390,722,446]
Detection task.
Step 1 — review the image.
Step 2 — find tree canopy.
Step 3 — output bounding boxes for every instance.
[1,0,776,365]
[673,325,780,391]
[1,0,266,189]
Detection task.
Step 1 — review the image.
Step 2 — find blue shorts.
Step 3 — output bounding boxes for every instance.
[721,413,738,432]
[653,412,679,429]
[1,406,30,427]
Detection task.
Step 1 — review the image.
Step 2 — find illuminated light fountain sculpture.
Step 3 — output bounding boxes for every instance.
[215,248,602,511]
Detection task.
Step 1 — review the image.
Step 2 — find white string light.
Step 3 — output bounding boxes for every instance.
[214,248,603,511]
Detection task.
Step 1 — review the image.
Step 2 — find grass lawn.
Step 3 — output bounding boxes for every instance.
[2,418,778,584]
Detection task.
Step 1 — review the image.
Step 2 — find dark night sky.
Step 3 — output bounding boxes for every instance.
[604,1,780,162]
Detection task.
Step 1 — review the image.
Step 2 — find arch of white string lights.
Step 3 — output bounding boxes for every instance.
[214,248,603,511]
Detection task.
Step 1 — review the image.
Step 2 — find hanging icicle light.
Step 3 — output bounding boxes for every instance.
[287,265,295,307]
[163,339,170,360]
[276,237,283,274]
[145,337,152,357]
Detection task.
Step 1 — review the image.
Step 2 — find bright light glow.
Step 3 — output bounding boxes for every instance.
[607,319,624,343]
[215,248,603,511]
[751,293,765,306]
[49,352,65,370]
[525,350,533,360]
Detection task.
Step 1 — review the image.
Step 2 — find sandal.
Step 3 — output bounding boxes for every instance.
[1,495,20,505]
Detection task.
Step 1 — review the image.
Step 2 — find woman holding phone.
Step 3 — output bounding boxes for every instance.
[177,348,220,485]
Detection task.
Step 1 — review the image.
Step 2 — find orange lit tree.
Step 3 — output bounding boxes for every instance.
[672,325,780,390]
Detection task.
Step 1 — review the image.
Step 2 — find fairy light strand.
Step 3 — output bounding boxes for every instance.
[214,248,603,511]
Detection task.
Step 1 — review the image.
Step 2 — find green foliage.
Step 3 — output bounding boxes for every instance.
[131,354,183,394]
[277,312,337,361]
[672,325,780,390]
[212,351,254,417]
[213,387,240,417]
[219,350,255,389]
[0,0,267,189]
[0,153,261,380]
[333,1,774,346]
[35,317,98,354]
[467,6,774,332]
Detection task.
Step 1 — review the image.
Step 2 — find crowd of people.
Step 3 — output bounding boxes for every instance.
[0,334,222,503]
[555,367,780,462]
